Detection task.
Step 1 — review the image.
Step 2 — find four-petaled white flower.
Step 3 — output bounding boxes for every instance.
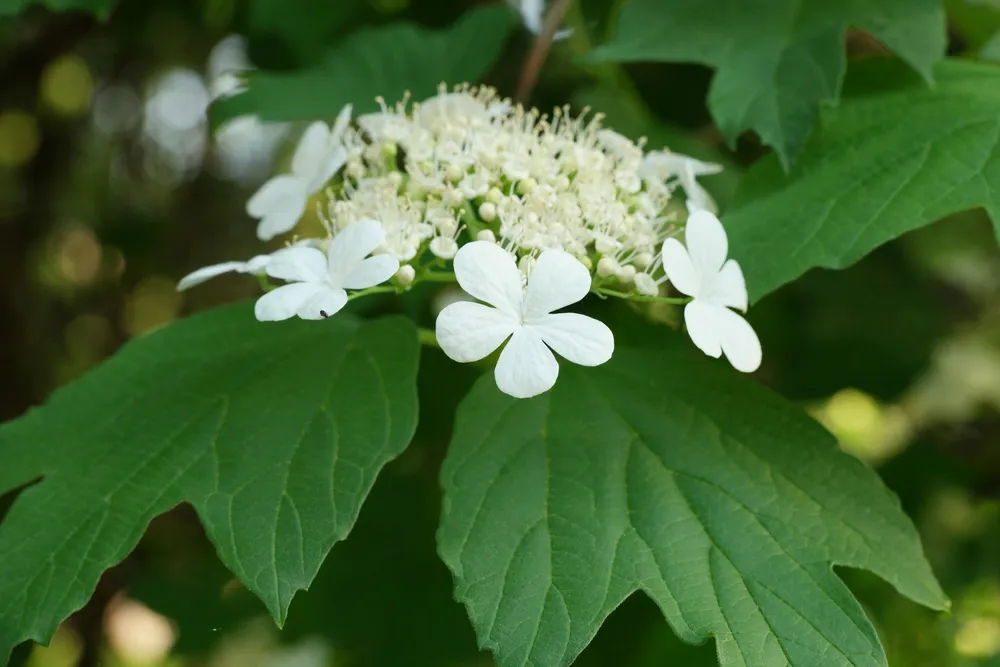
[642,151,723,214]
[255,219,398,322]
[661,210,761,373]
[248,105,352,241]
[436,241,614,398]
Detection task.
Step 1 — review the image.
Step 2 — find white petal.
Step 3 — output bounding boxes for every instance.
[331,104,353,142]
[248,175,308,241]
[290,121,331,181]
[177,262,247,291]
[661,238,699,297]
[677,154,723,177]
[342,254,399,290]
[530,313,614,366]
[453,241,524,319]
[254,282,326,321]
[513,0,544,34]
[685,210,728,275]
[436,301,518,362]
[522,249,592,319]
[683,300,723,359]
[296,286,348,320]
[327,219,385,286]
[704,259,748,311]
[684,301,762,372]
[243,254,275,272]
[304,145,347,194]
[494,328,559,399]
[717,308,762,373]
[683,179,719,215]
[641,151,722,181]
[264,247,328,283]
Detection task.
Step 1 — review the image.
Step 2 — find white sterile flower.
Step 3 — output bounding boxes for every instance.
[177,254,272,291]
[248,106,352,241]
[176,239,321,291]
[642,151,723,214]
[255,219,398,321]
[436,241,614,398]
[506,0,572,39]
[661,210,761,373]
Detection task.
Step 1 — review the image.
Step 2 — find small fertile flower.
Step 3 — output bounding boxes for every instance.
[661,210,762,373]
[248,106,352,241]
[254,219,398,321]
[436,241,614,398]
[642,151,723,214]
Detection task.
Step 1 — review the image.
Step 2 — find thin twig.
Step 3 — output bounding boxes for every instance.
[515,0,574,103]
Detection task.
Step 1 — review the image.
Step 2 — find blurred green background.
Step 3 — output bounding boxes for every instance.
[1,0,999,665]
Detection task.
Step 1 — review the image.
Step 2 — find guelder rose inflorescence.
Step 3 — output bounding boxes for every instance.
[178,85,762,398]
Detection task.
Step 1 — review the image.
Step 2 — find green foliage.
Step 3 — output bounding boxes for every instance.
[212,4,514,127]
[590,0,946,168]
[982,31,1000,60]
[0,0,114,18]
[750,242,948,402]
[132,456,483,666]
[282,459,484,666]
[726,58,1000,302]
[245,0,364,67]
[6,0,995,665]
[0,304,420,665]
[438,338,947,667]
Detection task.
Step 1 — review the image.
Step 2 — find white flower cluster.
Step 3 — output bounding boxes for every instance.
[179,86,761,398]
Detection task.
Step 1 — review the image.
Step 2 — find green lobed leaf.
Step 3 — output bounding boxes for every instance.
[725,58,1000,303]
[245,0,364,68]
[0,0,114,18]
[281,459,484,666]
[588,0,946,168]
[0,303,420,665]
[438,337,947,667]
[945,0,1000,53]
[982,31,1000,61]
[211,4,515,128]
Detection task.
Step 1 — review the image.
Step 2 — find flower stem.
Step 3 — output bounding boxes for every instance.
[347,286,398,301]
[460,200,486,238]
[256,274,276,292]
[593,286,690,305]
[516,0,575,102]
[417,327,439,348]
[418,272,457,283]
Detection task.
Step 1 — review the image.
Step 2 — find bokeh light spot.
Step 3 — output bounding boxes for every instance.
[104,596,177,664]
[56,225,103,286]
[123,276,183,337]
[955,617,1000,658]
[41,54,94,117]
[0,111,40,167]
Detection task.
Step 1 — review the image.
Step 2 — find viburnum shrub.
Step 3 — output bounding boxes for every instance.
[10,0,1000,665]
